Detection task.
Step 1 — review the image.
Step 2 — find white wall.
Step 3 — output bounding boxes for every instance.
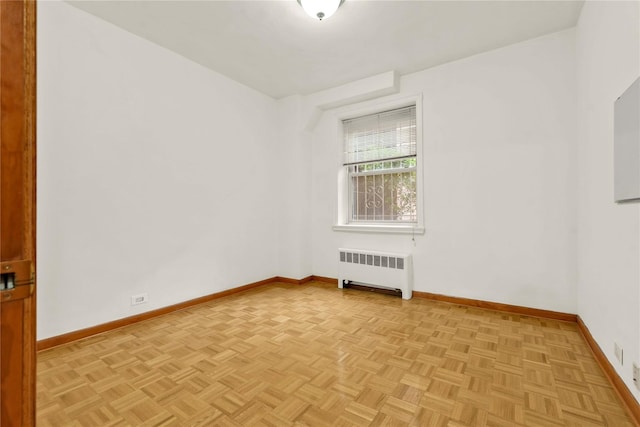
[276,95,313,279]
[576,0,640,402]
[37,2,279,339]
[310,29,578,313]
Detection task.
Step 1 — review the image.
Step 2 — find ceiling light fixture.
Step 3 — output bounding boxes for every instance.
[297,0,344,21]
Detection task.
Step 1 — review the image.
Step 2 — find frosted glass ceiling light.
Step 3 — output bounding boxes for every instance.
[298,0,344,21]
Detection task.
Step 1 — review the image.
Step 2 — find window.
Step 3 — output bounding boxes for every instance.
[342,105,418,225]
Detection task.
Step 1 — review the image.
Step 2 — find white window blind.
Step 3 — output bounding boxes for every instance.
[343,105,416,166]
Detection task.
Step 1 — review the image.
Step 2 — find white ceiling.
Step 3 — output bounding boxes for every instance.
[67,0,584,99]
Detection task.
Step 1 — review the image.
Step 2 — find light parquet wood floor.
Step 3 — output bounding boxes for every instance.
[37,282,636,426]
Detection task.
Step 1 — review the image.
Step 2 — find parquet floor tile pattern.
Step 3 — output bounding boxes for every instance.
[37,282,635,426]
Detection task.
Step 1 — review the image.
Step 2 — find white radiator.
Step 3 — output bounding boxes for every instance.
[338,248,413,300]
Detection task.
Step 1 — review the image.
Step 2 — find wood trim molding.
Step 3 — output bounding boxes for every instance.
[272,275,337,285]
[39,276,327,350]
[0,1,37,425]
[39,276,339,350]
[577,316,640,425]
[24,0,37,262]
[413,291,577,323]
[310,275,338,285]
[274,276,313,285]
[414,292,640,423]
[37,277,282,351]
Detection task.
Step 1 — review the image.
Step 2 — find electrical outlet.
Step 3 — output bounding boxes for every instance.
[614,342,624,365]
[633,363,640,390]
[131,293,148,306]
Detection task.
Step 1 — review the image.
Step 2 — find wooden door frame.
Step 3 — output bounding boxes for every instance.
[0,0,37,425]
[21,0,37,423]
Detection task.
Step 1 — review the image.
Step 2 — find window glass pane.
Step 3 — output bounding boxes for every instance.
[351,170,416,222]
[344,104,418,224]
[353,157,416,173]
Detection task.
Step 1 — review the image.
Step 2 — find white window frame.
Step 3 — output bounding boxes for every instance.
[333,94,425,234]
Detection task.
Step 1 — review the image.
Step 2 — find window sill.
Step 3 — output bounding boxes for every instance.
[332,224,425,235]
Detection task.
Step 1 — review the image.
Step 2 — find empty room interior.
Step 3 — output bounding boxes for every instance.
[8,0,640,425]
